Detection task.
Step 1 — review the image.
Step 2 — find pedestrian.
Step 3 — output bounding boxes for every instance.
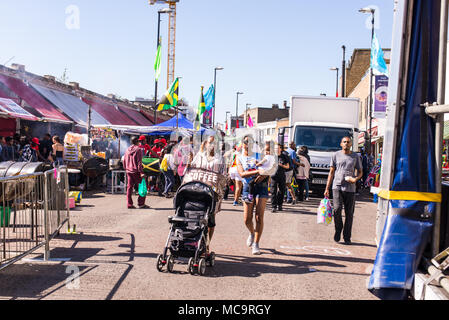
[123,136,150,209]
[39,133,52,162]
[301,146,311,200]
[0,136,5,162]
[2,137,17,161]
[19,137,40,162]
[270,143,290,213]
[297,147,311,202]
[324,136,363,245]
[286,142,300,204]
[237,135,270,255]
[229,144,243,206]
[189,135,224,257]
[161,145,176,198]
[138,135,151,157]
[50,136,65,167]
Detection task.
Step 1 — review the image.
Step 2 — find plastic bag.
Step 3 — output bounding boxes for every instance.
[138,179,148,198]
[317,197,333,225]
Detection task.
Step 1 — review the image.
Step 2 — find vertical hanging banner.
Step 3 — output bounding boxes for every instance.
[373,75,389,119]
[202,109,213,127]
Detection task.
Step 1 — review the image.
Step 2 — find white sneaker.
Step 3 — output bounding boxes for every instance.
[252,243,261,255]
[247,234,255,247]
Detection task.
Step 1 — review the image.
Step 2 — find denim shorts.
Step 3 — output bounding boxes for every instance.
[252,182,269,199]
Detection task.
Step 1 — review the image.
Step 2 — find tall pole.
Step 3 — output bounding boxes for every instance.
[213,67,223,128]
[154,11,162,125]
[433,0,448,256]
[335,68,339,98]
[213,69,217,128]
[342,45,346,97]
[369,10,375,155]
[236,92,243,129]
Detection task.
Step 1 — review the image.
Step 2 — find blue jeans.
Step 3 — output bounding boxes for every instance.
[305,179,310,199]
[163,169,175,194]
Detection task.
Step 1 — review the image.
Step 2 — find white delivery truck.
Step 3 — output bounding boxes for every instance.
[288,95,360,196]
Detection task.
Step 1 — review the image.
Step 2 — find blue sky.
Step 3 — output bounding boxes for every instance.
[0,0,394,124]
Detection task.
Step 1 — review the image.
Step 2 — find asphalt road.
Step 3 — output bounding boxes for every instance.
[0,190,379,300]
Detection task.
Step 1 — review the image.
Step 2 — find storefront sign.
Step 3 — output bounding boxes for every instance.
[373,75,389,119]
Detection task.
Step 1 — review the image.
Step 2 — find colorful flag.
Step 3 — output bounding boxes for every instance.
[247,115,254,128]
[154,42,162,81]
[204,84,215,112]
[194,86,206,130]
[371,33,389,76]
[157,78,179,112]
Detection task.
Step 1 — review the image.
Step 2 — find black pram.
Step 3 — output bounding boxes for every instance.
[156,168,225,276]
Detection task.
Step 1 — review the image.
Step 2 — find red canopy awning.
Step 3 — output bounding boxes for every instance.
[119,106,154,126]
[82,98,138,126]
[0,74,71,123]
[0,98,39,121]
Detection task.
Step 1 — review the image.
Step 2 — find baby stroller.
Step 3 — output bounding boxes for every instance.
[156,173,220,276]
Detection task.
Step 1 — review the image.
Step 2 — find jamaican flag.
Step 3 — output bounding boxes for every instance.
[157,78,179,112]
[194,86,206,130]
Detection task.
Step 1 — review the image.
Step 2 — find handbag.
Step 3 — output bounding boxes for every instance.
[317,197,333,225]
[138,179,148,198]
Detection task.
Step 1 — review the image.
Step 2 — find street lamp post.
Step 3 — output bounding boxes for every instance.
[330,67,339,97]
[236,92,244,129]
[359,7,376,154]
[342,45,346,97]
[153,8,172,125]
[226,111,231,132]
[213,67,224,128]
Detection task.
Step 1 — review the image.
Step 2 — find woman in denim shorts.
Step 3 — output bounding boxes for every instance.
[236,136,269,255]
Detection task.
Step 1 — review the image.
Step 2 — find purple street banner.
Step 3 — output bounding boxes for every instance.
[373,75,389,119]
[202,108,213,127]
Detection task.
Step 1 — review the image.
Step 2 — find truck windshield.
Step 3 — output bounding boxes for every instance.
[294,126,353,152]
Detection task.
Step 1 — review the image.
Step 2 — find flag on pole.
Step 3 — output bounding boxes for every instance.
[247,115,254,128]
[204,85,215,112]
[194,86,206,130]
[154,41,162,81]
[157,78,179,112]
[371,33,389,76]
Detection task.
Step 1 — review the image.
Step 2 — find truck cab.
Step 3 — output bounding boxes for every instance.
[288,96,360,197]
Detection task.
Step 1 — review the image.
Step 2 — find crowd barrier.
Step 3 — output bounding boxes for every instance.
[0,167,70,270]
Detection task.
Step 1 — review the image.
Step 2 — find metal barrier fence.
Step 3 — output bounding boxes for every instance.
[0,167,70,270]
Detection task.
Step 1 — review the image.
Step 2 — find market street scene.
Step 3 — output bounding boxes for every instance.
[0,0,449,303]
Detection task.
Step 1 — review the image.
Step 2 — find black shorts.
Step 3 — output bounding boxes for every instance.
[208,213,216,228]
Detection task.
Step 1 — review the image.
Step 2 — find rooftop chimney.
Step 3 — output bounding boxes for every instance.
[44,75,56,83]
[69,82,80,90]
[11,64,25,72]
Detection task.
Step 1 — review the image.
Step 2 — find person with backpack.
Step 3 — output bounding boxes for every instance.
[285,142,300,204]
[161,144,176,198]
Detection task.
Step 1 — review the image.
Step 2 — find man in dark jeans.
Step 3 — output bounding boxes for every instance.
[324,136,363,245]
[270,144,290,213]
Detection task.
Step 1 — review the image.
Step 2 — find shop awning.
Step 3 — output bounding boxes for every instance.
[0,97,39,121]
[0,74,71,123]
[82,98,138,126]
[119,106,153,126]
[31,84,110,126]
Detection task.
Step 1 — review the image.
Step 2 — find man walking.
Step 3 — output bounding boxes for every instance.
[270,144,290,213]
[324,136,363,245]
[123,136,149,209]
